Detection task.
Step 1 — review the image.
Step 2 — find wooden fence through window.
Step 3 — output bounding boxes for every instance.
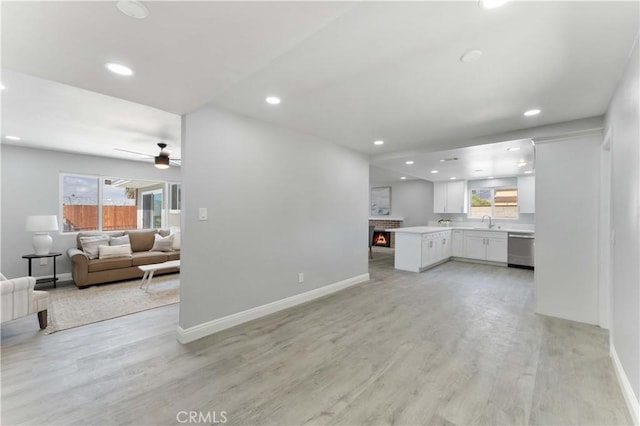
[63,205,137,231]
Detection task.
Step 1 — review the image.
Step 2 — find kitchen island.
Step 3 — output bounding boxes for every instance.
[388,226,533,272]
[389,227,452,272]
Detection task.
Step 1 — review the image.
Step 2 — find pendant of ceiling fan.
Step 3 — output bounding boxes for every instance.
[114,142,180,168]
[154,143,171,169]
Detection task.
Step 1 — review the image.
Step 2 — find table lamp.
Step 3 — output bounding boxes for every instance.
[25,215,59,255]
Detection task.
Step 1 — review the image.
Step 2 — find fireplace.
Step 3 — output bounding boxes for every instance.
[372,230,391,248]
[369,218,403,249]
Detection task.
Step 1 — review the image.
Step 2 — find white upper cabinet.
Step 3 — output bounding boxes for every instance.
[433,181,467,214]
[447,181,466,213]
[518,176,535,214]
[433,182,448,213]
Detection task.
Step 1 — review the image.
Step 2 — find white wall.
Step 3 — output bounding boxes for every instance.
[535,134,601,325]
[179,106,369,331]
[605,35,639,416]
[369,180,435,226]
[0,145,180,278]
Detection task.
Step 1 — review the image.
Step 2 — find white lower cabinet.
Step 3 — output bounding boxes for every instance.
[417,231,452,269]
[465,235,487,260]
[441,233,451,259]
[486,237,508,262]
[463,231,508,263]
[394,228,508,273]
[451,230,464,257]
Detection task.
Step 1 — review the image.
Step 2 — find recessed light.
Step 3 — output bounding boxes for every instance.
[400,176,407,180]
[405,161,414,165]
[487,176,494,179]
[116,1,149,19]
[5,135,21,141]
[450,177,457,180]
[460,50,483,63]
[105,63,134,76]
[374,140,384,146]
[431,170,439,174]
[524,170,533,174]
[265,96,281,105]
[507,147,521,151]
[479,0,510,9]
[524,109,541,117]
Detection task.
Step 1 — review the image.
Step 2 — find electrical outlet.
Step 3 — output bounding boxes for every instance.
[298,273,304,283]
[40,258,48,266]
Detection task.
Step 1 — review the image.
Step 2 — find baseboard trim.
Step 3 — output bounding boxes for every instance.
[611,342,640,425]
[35,272,72,282]
[176,273,370,344]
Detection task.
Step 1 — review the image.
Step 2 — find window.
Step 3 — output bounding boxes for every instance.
[469,187,518,219]
[61,174,180,233]
[169,183,181,212]
[102,179,137,231]
[62,175,99,232]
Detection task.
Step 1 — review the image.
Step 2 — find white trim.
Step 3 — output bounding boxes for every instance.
[611,342,640,425]
[34,272,72,283]
[176,273,370,344]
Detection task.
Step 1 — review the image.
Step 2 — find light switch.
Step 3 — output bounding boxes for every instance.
[199,208,208,221]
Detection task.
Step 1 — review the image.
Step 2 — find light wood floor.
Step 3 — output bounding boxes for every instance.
[1,253,631,425]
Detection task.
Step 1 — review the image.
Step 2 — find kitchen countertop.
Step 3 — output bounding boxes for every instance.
[387,226,534,235]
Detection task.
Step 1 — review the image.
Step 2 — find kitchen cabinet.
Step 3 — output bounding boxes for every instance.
[463,231,508,263]
[451,230,464,257]
[518,176,535,214]
[433,183,448,213]
[433,181,467,214]
[393,227,452,272]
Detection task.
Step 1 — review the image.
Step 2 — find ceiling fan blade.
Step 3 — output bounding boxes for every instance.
[114,148,154,158]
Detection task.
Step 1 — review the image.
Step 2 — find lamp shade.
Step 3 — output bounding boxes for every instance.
[155,155,170,169]
[25,215,59,232]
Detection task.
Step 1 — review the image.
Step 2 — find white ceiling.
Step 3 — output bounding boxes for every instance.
[371,138,535,184]
[1,1,638,174]
[1,70,181,163]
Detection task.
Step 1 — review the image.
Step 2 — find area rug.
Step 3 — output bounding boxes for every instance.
[45,273,180,334]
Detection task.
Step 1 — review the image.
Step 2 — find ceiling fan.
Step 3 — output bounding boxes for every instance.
[114,143,181,169]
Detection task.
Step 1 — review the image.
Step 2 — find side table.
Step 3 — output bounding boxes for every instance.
[22,252,62,288]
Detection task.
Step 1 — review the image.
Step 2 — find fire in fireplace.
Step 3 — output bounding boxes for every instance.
[372,230,391,248]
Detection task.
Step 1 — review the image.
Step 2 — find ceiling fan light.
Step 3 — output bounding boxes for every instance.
[154,155,170,169]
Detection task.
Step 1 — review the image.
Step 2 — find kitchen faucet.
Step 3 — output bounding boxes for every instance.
[481,215,494,229]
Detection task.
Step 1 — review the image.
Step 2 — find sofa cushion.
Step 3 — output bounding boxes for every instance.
[151,234,174,252]
[172,231,181,250]
[98,244,132,259]
[131,252,169,266]
[79,235,110,259]
[109,235,130,246]
[88,257,133,273]
[76,231,124,250]
[167,251,181,261]
[126,230,157,252]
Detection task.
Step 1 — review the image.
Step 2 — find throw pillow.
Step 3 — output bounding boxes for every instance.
[151,233,174,252]
[80,235,110,259]
[110,235,130,246]
[172,231,181,250]
[98,244,132,260]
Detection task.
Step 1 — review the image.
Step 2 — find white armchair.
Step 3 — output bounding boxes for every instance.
[1,273,49,329]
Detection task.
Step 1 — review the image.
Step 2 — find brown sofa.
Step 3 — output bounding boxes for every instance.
[67,229,180,288]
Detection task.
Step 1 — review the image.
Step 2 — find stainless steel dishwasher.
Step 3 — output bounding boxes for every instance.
[508,232,535,270]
